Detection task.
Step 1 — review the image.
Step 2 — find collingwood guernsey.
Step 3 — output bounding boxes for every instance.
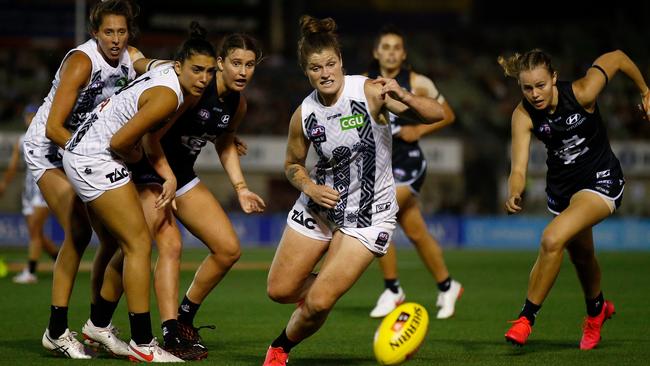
[25,39,135,148]
[299,75,397,228]
[66,65,183,160]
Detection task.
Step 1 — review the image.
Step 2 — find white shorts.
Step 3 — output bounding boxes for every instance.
[286,199,396,256]
[22,171,48,216]
[23,140,64,182]
[62,152,131,203]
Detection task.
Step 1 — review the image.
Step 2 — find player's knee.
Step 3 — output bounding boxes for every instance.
[266,282,296,304]
[158,239,182,261]
[303,295,335,316]
[121,230,152,257]
[540,230,564,254]
[403,226,428,245]
[210,240,241,267]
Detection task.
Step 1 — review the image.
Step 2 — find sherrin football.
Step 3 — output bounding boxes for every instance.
[373,302,429,365]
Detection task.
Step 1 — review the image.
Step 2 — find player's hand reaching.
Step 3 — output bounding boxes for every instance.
[237,188,266,213]
[234,135,248,156]
[505,194,523,215]
[640,89,650,121]
[372,77,408,102]
[304,183,340,209]
[156,176,177,210]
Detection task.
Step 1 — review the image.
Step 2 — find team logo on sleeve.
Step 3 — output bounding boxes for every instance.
[309,125,327,143]
[340,114,366,131]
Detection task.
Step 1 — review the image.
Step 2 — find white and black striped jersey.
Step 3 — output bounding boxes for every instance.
[25,39,135,146]
[298,75,397,228]
[66,66,183,160]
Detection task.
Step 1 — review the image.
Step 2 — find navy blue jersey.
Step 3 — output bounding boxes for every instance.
[368,66,427,192]
[523,81,624,209]
[161,77,241,187]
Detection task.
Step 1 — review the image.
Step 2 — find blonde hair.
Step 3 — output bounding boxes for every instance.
[297,15,341,70]
[497,49,555,79]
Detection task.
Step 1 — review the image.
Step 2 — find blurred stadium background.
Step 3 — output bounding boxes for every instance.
[1,0,649,249]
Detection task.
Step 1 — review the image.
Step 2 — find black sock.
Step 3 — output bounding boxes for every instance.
[129,312,153,345]
[437,277,452,292]
[518,298,541,325]
[178,296,201,326]
[90,296,119,328]
[586,292,604,317]
[28,260,37,274]
[384,279,400,294]
[48,305,68,339]
[162,319,180,345]
[270,329,298,353]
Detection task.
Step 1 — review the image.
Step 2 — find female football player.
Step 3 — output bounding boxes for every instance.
[500,49,650,349]
[22,0,142,358]
[262,15,445,365]
[366,25,463,320]
[61,24,217,362]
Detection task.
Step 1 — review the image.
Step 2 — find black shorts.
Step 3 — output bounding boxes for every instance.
[392,140,427,194]
[546,172,625,214]
[128,158,197,188]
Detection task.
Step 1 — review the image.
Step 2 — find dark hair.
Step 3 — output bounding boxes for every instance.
[88,0,139,40]
[218,33,263,64]
[369,24,410,72]
[373,24,405,51]
[174,22,216,62]
[297,15,341,70]
[497,49,556,79]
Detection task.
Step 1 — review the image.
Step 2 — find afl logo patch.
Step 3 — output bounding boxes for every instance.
[309,125,327,143]
[198,109,210,120]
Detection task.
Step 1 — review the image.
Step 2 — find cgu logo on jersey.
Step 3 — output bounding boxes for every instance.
[340,113,366,131]
[105,167,129,183]
[566,113,586,127]
[309,125,327,143]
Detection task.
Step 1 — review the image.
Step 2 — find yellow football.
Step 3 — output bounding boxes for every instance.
[373,302,429,365]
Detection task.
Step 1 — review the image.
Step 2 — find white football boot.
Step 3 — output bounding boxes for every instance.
[436,279,463,319]
[370,287,405,318]
[42,328,91,359]
[13,268,37,284]
[81,319,130,357]
[128,338,184,363]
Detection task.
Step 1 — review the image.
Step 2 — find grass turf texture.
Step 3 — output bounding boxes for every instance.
[0,247,648,365]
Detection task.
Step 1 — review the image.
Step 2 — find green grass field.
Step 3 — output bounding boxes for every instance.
[0,247,648,365]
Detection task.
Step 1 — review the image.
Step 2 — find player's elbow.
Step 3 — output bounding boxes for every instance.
[424,104,447,124]
[109,139,128,157]
[45,124,58,144]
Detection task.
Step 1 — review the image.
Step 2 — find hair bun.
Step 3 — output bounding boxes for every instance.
[189,21,207,40]
[299,15,336,37]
